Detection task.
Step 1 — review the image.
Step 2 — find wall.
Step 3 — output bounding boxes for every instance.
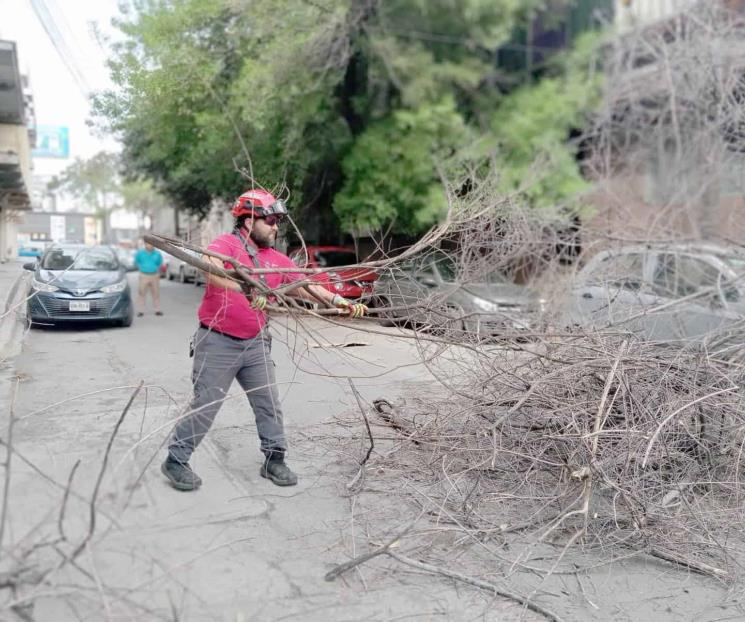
[17,211,89,244]
[587,174,745,251]
[615,0,697,31]
[0,123,31,186]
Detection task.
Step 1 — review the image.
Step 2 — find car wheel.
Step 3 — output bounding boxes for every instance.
[118,308,134,327]
[373,296,397,326]
[179,266,186,283]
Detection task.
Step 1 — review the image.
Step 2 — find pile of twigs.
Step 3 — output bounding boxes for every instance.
[353,330,745,585]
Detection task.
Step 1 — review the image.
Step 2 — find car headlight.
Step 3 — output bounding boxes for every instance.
[101,280,127,294]
[472,297,501,313]
[333,281,345,291]
[31,277,59,292]
[538,298,548,313]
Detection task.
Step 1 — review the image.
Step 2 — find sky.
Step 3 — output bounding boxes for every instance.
[0,0,124,180]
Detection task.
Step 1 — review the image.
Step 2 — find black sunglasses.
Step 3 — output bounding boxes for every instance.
[261,214,284,227]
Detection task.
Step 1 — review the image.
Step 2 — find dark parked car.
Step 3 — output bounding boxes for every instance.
[371,250,543,336]
[24,244,135,327]
[567,243,745,342]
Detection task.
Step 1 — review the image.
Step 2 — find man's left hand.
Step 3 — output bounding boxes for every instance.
[251,295,268,311]
[333,295,368,318]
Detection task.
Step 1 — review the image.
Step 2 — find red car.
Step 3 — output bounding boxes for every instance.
[288,245,377,300]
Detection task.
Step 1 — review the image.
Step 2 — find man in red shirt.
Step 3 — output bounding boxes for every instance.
[162,189,367,490]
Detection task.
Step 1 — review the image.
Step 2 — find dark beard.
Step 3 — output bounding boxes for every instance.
[250,229,275,249]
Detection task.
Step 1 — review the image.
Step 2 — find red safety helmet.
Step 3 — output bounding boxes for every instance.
[231,189,288,219]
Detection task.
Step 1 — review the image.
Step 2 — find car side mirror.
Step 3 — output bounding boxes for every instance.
[22,262,36,271]
[417,275,437,288]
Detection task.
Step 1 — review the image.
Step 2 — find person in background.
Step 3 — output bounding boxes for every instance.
[134,240,164,317]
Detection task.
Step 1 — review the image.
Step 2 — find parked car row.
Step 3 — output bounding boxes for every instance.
[152,237,745,344]
[165,244,537,338]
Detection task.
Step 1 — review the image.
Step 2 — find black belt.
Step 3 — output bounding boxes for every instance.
[199,323,251,342]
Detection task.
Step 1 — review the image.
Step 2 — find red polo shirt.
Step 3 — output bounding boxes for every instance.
[198,233,302,339]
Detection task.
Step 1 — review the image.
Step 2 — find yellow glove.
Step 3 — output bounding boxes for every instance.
[251,294,268,311]
[332,294,368,318]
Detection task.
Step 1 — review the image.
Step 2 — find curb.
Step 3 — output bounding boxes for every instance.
[0,272,29,363]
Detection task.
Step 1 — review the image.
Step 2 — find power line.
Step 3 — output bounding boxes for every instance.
[29,0,91,98]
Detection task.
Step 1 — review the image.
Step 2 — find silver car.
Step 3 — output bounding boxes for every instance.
[166,250,199,283]
[568,244,745,342]
[371,250,541,336]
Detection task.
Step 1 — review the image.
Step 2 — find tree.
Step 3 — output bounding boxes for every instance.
[49,151,172,241]
[48,152,121,242]
[96,0,604,239]
[120,178,171,232]
[483,32,603,217]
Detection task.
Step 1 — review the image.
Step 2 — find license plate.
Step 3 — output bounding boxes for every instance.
[69,301,90,312]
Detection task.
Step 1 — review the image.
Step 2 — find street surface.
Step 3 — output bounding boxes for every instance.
[1,267,533,621]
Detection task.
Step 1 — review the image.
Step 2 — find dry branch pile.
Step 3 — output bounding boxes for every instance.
[364,333,744,579]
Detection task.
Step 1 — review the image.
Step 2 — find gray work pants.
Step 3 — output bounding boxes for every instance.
[168,326,286,463]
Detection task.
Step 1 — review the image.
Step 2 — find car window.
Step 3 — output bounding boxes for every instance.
[586,253,646,291]
[653,254,724,298]
[315,250,356,268]
[42,247,118,271]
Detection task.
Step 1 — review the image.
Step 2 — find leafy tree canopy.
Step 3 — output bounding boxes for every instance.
[50,151,171,236]
[48,151,121,224]
[96,0,603,237]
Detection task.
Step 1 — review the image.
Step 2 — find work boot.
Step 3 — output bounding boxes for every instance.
[161,456,202,491]
[260,454,298,487]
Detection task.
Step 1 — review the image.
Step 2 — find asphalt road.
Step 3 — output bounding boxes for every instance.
[2,272,533,621]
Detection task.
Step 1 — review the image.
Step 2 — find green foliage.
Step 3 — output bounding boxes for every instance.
[120,178,169,217]
[49,151,120,218]
[51,151,170,234]
[97,0,602,236]
[335,97,470,233]
[481,32,604,215]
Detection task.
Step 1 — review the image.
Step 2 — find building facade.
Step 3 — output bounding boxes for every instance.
[587,1,745,244]
[0,40,33,262]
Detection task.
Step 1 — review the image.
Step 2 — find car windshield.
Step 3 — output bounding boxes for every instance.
[42,246,119,271]
[315,250,357,268]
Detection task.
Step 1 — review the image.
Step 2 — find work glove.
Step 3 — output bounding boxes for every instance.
[332,294,368,318]
[251,294,268,311]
